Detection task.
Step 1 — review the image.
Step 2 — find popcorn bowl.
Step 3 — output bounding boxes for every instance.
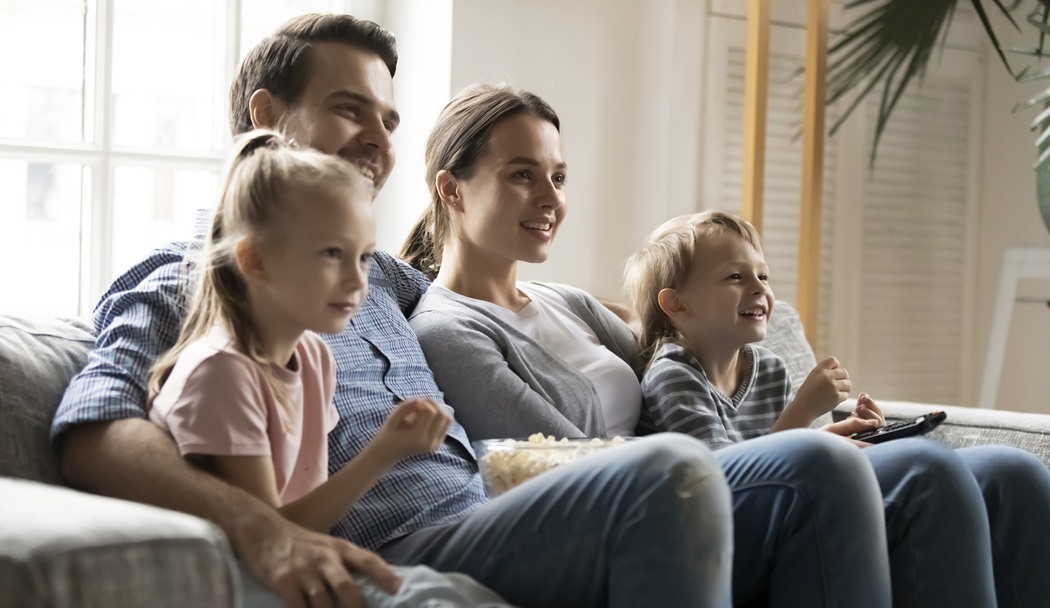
[474,434,631,497]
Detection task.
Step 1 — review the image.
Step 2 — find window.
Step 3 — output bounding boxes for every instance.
[0,0,451,317]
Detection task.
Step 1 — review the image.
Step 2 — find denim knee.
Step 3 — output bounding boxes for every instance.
[626,434,728,503]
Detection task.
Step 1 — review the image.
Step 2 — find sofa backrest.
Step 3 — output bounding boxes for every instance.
[757,300,818,392]
[0,315,94,483]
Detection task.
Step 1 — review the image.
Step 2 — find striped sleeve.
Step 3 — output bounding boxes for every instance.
[641,347,739,450]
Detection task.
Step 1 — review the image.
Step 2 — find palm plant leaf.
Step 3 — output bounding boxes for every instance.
[828,0,1020,165]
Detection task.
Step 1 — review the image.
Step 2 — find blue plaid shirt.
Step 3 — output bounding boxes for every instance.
[52,243,484,550]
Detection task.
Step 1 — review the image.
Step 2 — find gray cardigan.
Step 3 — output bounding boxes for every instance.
[408,282,642,441]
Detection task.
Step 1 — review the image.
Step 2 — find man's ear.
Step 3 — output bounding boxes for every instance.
[235,239,267,281]
[657,287,686,318]
[248,89,283,129]
[435,170,461,210]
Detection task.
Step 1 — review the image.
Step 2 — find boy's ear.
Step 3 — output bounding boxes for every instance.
[435,170,461,209]
[235,239,267,281]
[248,89,283,129]
[657,287,687,318]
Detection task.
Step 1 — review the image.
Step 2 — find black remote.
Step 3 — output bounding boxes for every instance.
[850,411,947,444]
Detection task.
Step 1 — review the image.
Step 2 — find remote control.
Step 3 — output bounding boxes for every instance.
[850,411,947,444]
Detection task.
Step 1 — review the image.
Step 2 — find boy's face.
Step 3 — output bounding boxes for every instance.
[670,232,775,352]
[265,42,399,194]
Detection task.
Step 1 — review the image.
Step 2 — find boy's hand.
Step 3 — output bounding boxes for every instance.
[821,416,881,447]
[375,398,451,461]
[850,393,885,426]
[793,356,852,417]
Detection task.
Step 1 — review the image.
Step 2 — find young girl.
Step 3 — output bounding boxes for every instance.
[147,130,452,537]
[624,210,883,448]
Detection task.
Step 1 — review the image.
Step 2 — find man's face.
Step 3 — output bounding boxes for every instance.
[268,42,399,194]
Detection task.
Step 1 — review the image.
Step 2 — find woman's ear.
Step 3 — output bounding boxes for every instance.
[235,239,267,281]
[435,170,461,210]
[248,89,283,129]
[657,288,686,318]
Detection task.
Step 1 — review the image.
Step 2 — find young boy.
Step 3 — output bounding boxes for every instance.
[624,210,883,449]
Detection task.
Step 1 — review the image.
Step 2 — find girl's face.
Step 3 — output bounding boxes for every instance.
[254,181,376,337]
[445,113,567,268]
[670,232,775,353]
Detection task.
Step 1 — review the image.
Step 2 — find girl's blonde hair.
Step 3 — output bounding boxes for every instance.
[623,210,763,363]
[148,129,371,414]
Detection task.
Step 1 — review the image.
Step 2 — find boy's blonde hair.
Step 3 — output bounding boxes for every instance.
[148,129,372,414]
[623,210,763,362]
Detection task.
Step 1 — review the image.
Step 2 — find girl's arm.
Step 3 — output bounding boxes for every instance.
[212,398,450,533]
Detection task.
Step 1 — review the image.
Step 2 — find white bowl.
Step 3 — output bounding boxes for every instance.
[474,434,630,497]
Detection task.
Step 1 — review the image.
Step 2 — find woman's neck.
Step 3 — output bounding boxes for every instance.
[434,244,529,312]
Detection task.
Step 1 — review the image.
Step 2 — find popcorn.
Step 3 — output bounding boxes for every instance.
[477,433,628,497]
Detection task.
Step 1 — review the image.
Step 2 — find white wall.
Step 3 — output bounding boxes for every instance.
[447,0,706,301]
[975,8,1050,409]
[442,0,1049,409]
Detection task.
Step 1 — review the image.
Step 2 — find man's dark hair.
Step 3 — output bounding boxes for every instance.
[228,13,398,136]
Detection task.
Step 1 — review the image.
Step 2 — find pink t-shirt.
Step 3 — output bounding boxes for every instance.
[150,325,338,505]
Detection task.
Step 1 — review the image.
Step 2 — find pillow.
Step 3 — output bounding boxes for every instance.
[0,315,95,483]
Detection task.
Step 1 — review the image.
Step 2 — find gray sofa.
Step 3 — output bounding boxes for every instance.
[0,315,239,608]
[2,303,1049,606]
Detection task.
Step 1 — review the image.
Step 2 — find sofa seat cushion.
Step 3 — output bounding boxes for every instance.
[0,315,94,483]
[836,400,1050,469]
[0,477,239,608]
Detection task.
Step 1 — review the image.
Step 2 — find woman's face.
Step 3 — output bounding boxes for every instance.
[447,113,567,267]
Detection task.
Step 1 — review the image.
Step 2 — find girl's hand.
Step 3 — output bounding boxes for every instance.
[792,357,852,418]
[850,393,885,426]
[375,398,451,460]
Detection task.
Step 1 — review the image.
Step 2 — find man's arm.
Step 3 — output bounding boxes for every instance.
[62,419,398,607]
[53,246,398,607]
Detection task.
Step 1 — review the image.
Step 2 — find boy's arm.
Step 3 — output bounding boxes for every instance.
[642,355,737,450]
[54,246,398,606]
[771,356,851,432]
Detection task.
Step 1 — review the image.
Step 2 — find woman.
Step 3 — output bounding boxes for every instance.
[401,83,1050,607]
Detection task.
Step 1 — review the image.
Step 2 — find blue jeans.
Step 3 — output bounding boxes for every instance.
[380,433,734,607]
[382,431,896,608]
[866,440,1050,608]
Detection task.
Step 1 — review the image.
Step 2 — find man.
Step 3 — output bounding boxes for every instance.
[52,13,738,608]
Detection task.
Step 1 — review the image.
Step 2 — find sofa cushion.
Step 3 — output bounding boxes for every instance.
[0,477,239,608]
[0,315,95,483]
[758,301,818,394]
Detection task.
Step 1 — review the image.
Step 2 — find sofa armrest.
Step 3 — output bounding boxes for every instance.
[834,400,1050,469]
[0,477,240,608]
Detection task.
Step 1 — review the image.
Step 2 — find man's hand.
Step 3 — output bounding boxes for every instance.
[240,509,401,608]
[60,419,400,608]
